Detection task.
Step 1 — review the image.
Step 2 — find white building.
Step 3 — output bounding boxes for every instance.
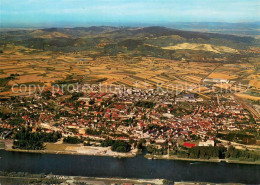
[198,140,215,146]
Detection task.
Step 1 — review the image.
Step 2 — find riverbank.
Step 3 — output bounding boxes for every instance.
[4,142,137,158]
[0,173,247,185]
[144,154,260,165]
[0,174,164,185]
[5,148,260,164]
[5,148,136,158]
[1,140,260,164]
[0,150,258,184]
[0,171,246,185]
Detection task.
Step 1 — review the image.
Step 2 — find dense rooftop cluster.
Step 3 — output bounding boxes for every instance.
[0,86,258,152]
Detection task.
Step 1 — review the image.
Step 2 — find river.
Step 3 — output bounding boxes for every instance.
[0,150,259,184]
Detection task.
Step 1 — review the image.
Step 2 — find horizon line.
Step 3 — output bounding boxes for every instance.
[1,21,260,29]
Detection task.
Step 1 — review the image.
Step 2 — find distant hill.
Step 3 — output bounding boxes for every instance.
[164,22,260,36]
[114,26,255,41]
[0,26,259,61]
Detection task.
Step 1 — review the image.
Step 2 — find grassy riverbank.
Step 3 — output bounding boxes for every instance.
[144,154,260,165]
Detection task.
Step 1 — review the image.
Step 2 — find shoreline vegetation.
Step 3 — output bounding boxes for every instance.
[1,140,259,165]
[144,154,260,165]
[1,171,245,185]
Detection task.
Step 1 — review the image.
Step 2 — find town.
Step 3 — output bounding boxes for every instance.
[0,83,259,162]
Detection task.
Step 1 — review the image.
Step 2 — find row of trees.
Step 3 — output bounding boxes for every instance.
[187,146,226,159]
[176,146,228,159]
[174,146,260,162]
[226,146,260,162]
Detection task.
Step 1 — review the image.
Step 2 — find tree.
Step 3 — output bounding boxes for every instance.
[111,140,131,153]
[63,136,81,144]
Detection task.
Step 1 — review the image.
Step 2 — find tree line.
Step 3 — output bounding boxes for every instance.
[146,145,260,162]
[13,127,62,150]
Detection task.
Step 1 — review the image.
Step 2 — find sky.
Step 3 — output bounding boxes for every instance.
[0,0,260,27]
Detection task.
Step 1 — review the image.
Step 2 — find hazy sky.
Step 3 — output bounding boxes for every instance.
[1,0,260,27]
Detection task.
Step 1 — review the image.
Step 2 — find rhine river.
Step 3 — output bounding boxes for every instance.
[0,150,259,184]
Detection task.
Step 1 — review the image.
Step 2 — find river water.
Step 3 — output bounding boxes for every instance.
[0,150,259,184]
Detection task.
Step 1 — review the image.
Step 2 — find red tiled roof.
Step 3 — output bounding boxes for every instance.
[183,142,196,148]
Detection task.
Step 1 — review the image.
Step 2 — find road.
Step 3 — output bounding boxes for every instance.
[200,63,223,84]
[232,94,260,120]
